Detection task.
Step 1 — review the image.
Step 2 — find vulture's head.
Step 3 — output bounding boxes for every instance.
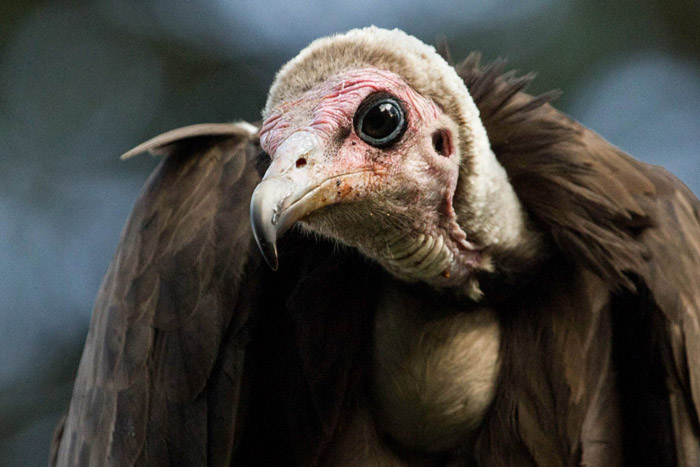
[252,27,534,296]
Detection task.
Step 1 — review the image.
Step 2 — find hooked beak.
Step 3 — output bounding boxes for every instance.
[249,176,299,271]
[250,131,367,270]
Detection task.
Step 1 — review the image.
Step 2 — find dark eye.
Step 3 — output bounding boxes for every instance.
[353,93,407,148]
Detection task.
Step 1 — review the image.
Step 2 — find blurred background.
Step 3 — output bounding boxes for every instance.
[1,0,699,465]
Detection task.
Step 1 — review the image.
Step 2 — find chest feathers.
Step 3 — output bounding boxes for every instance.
[371,282,501,452]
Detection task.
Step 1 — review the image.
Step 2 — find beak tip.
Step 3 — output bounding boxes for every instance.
[263,245,279,271]
[250,166,314,272]
[250,221,280,271]
[250,189,281,271]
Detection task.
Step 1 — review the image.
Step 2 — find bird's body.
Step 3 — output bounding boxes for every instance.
[52,28,700,466]
[371,283,499,454]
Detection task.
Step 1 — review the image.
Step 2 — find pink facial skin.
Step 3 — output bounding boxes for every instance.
[259,67,480,287]
[261,68,441,156]
[260,68,456,212]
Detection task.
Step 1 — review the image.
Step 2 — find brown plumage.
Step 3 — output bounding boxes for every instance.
[52,29,700,466]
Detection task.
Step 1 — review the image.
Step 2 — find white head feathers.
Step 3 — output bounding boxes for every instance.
[264,26,531,256]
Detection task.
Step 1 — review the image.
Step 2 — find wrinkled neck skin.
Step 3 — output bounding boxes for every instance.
[369,141,535,300]
[263,68,537,300]
[300,138,537,300]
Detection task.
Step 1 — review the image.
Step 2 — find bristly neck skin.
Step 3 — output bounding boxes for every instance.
[373,140,542,300]
[261,64,542,300]
[295,128,542,301]
[451,126,544,299]
[261,68,534,300]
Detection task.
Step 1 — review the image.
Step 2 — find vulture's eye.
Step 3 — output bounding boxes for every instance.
[353,93,407,148]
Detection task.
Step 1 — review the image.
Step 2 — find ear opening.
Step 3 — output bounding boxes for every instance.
[432,129,453,157]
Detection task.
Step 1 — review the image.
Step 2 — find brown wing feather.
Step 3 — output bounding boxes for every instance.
[52,124,263,466]
[231,237,382,466]
[634,168,700,465]
[461,54,653,291]
[474,264,623,466]
[120,123,257,159]
[461,56,700,464]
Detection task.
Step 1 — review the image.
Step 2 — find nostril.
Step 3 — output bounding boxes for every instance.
[432,130,452,157]
[296,157,307,168]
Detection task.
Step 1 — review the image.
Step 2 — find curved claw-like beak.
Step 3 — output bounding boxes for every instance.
[250,130,373,270]
[250,131,330,270]
[249,177,292,271]
[250,174,320,270]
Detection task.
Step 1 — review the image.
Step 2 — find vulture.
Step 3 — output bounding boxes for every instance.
[51,27,700,466]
